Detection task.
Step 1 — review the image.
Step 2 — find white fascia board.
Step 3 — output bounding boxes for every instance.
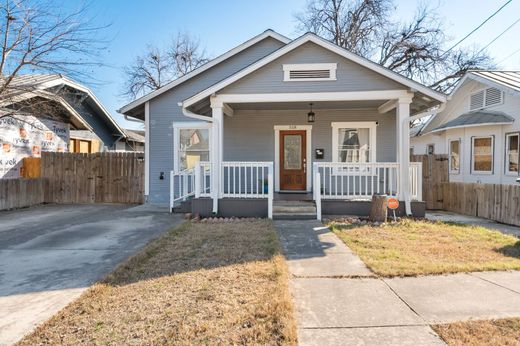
[118,30,291,115]
[183,33,446,108]
[449,73,520,100]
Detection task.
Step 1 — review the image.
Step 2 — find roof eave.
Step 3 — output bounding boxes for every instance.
[118,29,291,115]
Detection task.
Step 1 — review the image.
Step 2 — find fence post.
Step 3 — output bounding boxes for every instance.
[194,163,201,198]
[169,171,174,213]
[315,171,321,220]
[268,163,273,219]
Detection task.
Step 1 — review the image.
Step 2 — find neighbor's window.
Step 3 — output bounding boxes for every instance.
[178,128,209,171]
[506,133,519,175]
[472,136,493,173]
[449,140,460,173]
[332,122,376,163]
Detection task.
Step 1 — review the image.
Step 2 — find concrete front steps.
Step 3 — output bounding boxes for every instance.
[273,200,317,220]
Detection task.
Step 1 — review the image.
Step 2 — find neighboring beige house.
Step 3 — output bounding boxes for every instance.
[70,129,144,153]
[411,71,520,185]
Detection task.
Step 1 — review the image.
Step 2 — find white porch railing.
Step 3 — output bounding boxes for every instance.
[313,161,423,219]
[313,162,400,200]
[169,168,195,211]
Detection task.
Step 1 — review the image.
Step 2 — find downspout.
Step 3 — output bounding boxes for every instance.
[177,102,214,122]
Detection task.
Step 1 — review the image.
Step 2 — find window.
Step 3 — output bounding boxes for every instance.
[472,136,494,174]
[506,133,519,175]
[332,122,376,163]
[283,63,337,81]
[470,87,503,111]
[427,144,435,155]
[449,140,460,173]
[174,124,211,171]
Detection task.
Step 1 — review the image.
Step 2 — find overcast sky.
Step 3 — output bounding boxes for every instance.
[61,0,520,129]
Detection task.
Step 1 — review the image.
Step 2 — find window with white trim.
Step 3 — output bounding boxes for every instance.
[449,139,460,173]
[174,124,211,171]
[471,136,494,174]
[332,122,377,163]
[283,63,337,81]
[506,133,519,175]
[470,87,503,111]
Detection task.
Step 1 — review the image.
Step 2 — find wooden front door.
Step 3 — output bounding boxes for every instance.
[280,130,306,190]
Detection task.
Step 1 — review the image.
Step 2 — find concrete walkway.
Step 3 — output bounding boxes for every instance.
[0,204,182,346]
[275,220,520,346]
[426,210,520,237]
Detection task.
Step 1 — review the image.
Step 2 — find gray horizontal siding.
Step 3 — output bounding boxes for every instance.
[148,37,285,204]
[221,42,403,94]
[224,108,397,163]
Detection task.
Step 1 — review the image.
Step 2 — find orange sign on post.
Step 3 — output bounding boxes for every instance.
[387,197,399,210]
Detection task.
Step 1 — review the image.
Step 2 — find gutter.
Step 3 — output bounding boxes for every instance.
[177,102,214,122]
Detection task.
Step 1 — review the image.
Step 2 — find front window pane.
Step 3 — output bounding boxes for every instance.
[284,135,302,170]
[507,134,519,173]
[450,140,460,172]
[338,128,370,162]
[473,137,493,172]
[179,128,209,170]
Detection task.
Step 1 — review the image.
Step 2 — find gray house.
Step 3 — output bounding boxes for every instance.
[119,30,446,219]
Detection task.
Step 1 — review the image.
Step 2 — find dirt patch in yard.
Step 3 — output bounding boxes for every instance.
[18,220,297,345]
[432,318,520,346]
[332,219,520,277]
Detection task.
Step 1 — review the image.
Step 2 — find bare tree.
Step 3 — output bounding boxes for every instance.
[123,32,210,99]
[295,0,495,92]
[0,0,108,124]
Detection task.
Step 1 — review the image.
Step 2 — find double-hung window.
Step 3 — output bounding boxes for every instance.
[332,122,377,165]
[471,136,494,174]
[174,123,211,172]
[506,133,519,175]
[449,139,460,174]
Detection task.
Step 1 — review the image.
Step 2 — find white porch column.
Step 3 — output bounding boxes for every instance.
[396,97,412,215]
[211,103,223,214]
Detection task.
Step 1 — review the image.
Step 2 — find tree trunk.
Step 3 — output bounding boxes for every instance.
[370,194,388,222]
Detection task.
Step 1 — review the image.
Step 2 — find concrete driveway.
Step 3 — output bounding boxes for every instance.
[0,204,182,346]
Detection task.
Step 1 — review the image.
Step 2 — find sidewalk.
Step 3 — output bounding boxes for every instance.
[275,220,520,346]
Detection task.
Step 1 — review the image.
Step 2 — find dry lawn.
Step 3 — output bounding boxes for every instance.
[18,220,297,345]
[433,318,520,346]
[332,219,520,276]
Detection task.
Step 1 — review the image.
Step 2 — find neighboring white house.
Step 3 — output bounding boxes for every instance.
[119,30,446,219]
[411,71,520,185]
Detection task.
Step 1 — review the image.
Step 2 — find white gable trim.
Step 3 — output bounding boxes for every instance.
[449,73,520,100]
[183,33,445,108]
[119,30,291,114]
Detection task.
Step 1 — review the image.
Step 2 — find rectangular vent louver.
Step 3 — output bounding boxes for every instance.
[283,63,337,81]
[484,87,502,107]
[470,90,484,111]
[289,69,331,79]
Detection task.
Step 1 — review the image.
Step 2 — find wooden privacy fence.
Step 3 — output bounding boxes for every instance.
[441,182,520,227]
[411,154,449,209]
[41,152,145,204]
[0,178,45,210]
[0,152,144,210]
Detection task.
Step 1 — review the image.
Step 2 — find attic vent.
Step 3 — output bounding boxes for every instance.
[470,87,503,111]
[283,63,337,82]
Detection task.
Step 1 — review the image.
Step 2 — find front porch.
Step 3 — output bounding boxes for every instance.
[170,160,423,219]
[171,89,429,219]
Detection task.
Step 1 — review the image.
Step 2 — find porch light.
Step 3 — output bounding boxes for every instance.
[307,103,315,123]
